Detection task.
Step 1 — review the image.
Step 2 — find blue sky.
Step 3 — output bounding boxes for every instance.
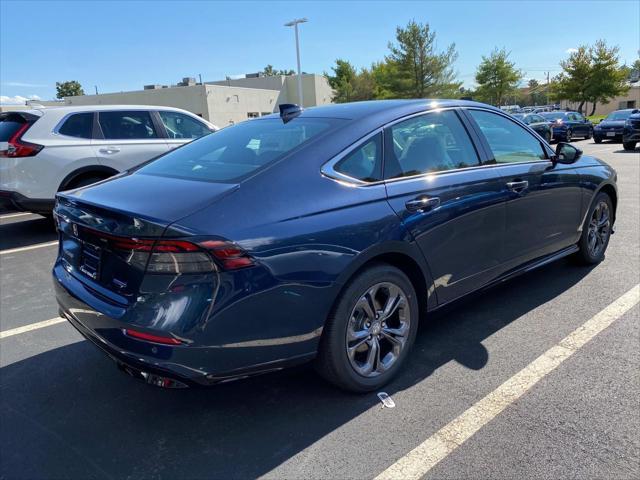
[1,0,638,102]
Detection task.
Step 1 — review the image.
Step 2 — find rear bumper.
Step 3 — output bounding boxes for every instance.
[594,129,624,140]
[53,264,317,387]
[0,190,54,214]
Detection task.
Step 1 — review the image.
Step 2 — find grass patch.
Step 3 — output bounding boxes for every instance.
[588,115,606,124]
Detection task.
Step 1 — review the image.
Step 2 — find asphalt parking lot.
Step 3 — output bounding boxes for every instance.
[1,141,638,480]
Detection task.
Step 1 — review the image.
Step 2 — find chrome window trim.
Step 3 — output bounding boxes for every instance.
[320,128,384,186]
[320,105,554,188]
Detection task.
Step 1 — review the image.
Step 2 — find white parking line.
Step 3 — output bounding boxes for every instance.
[0,212,34,220]
[375,284,640,480]
[0,240,58,255]
[0,317,66,339]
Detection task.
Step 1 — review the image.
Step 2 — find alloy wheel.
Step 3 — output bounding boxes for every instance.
[345,282,411,377]
[566,130,572,142]
[587,201,610,258]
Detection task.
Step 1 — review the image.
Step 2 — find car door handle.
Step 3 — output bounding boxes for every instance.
[506,180,529,192]
[405,196,440,212]
[99,146,121,154]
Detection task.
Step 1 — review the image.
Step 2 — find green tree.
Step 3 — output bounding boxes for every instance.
[586,41,629,115]
[55,80,84,99]
[325,59,358,102]
[474,48,523,106]
[551,41,629,115]
[386,20,461,98]
[261,65,295,76]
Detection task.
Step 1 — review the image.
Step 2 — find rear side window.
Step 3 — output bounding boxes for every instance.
[469,110,546,164]
[137,117,340,183]
[0,114,28,141]
[384,110,480,179]
[333,133,383,182]
[159,111,211,139]
[58,113,93,139]
[98,111,158,139]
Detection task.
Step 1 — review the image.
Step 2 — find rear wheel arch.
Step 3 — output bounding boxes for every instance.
[332,245,434,325]
[58,165,119,191]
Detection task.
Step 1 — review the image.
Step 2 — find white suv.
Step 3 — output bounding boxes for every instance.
[0,105,217,215]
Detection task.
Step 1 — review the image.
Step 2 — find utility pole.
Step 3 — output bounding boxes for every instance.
[94,85,98,95]
[284,18,308,106]
[545,71,550,106]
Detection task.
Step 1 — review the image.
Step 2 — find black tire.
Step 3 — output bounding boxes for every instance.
[545,131,552,144]
[623,141,636,151]
[584,129,592,140]
[574,192,613,265]
[594,136,602,144]
[315,263,419,392]
[565,129,573,142]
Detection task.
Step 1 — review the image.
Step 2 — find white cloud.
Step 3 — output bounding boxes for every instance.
[3,82,48,88]
[566,48,579,54]
[0,94,41,105]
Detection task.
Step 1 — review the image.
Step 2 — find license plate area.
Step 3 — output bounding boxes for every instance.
[606,131,616,137]
[79,242,102,280]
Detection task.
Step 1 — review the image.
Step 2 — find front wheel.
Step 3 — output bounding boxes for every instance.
[565,129,573,142]
[545,131,552,144]
[623,141,637,151]
[315,263,419,392]
[594,136,602,144]
[584,129,592,140]
[574,192,613,265]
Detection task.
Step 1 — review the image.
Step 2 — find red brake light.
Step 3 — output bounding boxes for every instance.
[0,122,43,158]
[200,240,255,270]
[123,328,183,345]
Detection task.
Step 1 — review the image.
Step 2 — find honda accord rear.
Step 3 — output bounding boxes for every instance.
[54,100,616,392]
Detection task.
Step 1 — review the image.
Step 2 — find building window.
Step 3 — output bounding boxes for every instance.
[247,112,259,119]
[261,112,272,116]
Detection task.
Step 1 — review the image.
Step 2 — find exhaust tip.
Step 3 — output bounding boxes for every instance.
[118,363,188,389]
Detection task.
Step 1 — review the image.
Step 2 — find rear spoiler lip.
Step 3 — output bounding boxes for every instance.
[0,110,44,122]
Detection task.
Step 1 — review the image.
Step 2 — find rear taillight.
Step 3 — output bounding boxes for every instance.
[78,227,254,273]
[0,122,43,158]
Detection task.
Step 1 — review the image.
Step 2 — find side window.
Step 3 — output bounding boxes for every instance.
[58,113,93,139]
[159,111,211,139]
[98,111,158,140]
[333,133,382,182]
[531,115,544,124]
[384,110,480,179]
[468,110,547,164]
[574,112,585,122]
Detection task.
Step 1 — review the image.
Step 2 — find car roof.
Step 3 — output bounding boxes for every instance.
[4,105,197,115]
[262,99,499,122]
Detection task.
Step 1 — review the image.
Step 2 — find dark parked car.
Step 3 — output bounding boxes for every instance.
[595,109,640,144]
[622,112,640,150]
[53,100,618,392]
[540,111,593,142]
[512,113,553,142]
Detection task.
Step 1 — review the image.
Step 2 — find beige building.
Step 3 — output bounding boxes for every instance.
[63,74,334,127]
[561,83,640,116]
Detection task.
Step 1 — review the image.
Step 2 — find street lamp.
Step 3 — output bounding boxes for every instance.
[284,17,308,106]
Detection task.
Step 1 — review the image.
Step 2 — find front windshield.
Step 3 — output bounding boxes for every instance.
[606,111,633,121]
[540,112,565,121]
[137,117,343,183]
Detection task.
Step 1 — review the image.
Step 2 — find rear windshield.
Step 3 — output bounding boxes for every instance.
[540,112,565,121]
[136,117,342,182]
[0,114,28,141]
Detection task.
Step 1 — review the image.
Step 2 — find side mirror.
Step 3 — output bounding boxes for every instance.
[554,142,582,164]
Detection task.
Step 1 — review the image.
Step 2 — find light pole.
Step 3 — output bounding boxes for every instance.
[284,17,307,106]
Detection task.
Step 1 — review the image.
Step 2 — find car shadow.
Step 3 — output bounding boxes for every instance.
[613,148,639,154]
[0,216,56,250]
[0,258,593,479]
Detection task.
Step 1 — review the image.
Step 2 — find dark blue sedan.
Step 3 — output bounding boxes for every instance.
[53,100,617,392]
[595,109,640,144]
[540,111,593,142]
